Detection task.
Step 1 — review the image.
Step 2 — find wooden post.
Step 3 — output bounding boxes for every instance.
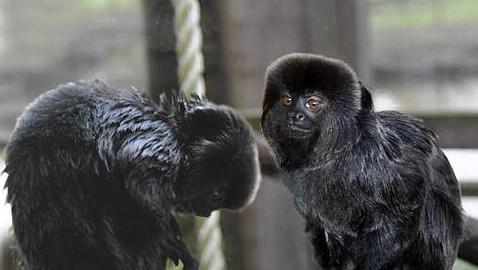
[142,0,228,102]
[304,0,370,82]
[214,1,370,270]
[142,0,178,100]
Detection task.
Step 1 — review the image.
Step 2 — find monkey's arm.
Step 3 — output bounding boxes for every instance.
[120,146,200,268]
[97,99,198,268]
[116,147,198,269]
[97,93,182,210]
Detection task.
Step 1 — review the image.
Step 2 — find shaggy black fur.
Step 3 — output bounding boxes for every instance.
[261,53,463,270]
[4,80,260,270]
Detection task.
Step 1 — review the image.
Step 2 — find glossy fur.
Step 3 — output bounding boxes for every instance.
[261,53,463,270]
[4,80,260,270]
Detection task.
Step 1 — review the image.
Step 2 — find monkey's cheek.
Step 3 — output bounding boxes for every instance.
[224,145,262,210]
[243,145,262,207]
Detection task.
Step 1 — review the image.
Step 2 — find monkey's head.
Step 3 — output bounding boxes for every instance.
[174,100,261,217]
[261,53,372,167]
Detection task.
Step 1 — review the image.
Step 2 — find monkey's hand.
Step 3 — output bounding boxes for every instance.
[181,254,199,270]
[164,236,198,270]
[164,216,199,270]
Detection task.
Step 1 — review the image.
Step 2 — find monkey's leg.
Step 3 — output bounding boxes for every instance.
[306,223,347,268]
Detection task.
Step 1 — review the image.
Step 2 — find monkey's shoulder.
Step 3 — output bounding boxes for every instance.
[373,110,437,140]
[362,110,438,157]
[96,102,180,174]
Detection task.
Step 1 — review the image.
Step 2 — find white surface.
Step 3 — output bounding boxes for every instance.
[0,160,11,243]
[0,2,4,53]
[444,149,478,182]
[463,197,478,220]
[444,149,478,219]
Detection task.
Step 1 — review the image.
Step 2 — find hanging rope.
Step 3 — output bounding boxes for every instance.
[170,0,225,269]
[197,212,226,270]
[171,0,206,96]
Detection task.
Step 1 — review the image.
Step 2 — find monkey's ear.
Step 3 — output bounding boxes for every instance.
[359,81,373,112]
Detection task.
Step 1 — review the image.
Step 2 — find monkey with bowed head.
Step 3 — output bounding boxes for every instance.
[4,80,261,270]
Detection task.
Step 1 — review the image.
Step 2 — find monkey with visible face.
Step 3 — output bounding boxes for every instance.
[4,79,261,270]
[261,53,463,270]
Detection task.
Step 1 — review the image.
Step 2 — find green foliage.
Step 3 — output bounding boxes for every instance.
[371,0,478,29]
[75,0,138,11]
[454,259,478,270]
[167,260,185,270]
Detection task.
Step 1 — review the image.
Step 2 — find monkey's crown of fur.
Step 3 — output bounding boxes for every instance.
[263,53,362,110]
[266,53,357,81]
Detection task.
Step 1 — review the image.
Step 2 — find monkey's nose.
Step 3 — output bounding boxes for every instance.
[295,113,305,121]
[288,112,306,124]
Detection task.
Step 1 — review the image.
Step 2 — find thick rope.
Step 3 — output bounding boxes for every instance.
[197,212,226,270]
[170,0,225,269]
[171,0,206,96]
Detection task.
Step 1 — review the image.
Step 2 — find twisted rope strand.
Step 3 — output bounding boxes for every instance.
[171,0,205,96]
[170,1,225,269]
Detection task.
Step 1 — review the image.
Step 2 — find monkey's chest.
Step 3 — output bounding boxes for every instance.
[294,175,364,234]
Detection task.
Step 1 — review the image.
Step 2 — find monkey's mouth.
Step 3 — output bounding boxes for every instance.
[192,207,212,217]
[288,124,313,136]
[176,202,213,217]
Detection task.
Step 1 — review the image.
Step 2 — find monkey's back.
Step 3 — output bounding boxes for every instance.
[372,111,463,269]
[6,80,114,192]
[5,80,119,198]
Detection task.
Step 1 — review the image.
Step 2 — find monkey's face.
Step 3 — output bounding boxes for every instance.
[265,91,325,140]
[175,105,261,217]
[175,144,261,217]
[262,53,361,144]
[175,182,226,217]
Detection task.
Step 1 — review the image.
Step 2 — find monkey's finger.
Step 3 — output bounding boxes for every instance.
[182,258,199,270]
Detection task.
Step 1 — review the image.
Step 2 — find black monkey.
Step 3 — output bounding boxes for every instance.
[4,79,260,270]
[261,53,463,270]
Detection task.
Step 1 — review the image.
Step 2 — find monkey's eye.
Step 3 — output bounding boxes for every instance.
[281,95,293,107]
[305,97,320,111]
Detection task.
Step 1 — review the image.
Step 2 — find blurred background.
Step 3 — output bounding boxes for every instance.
[0,0,477,269]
